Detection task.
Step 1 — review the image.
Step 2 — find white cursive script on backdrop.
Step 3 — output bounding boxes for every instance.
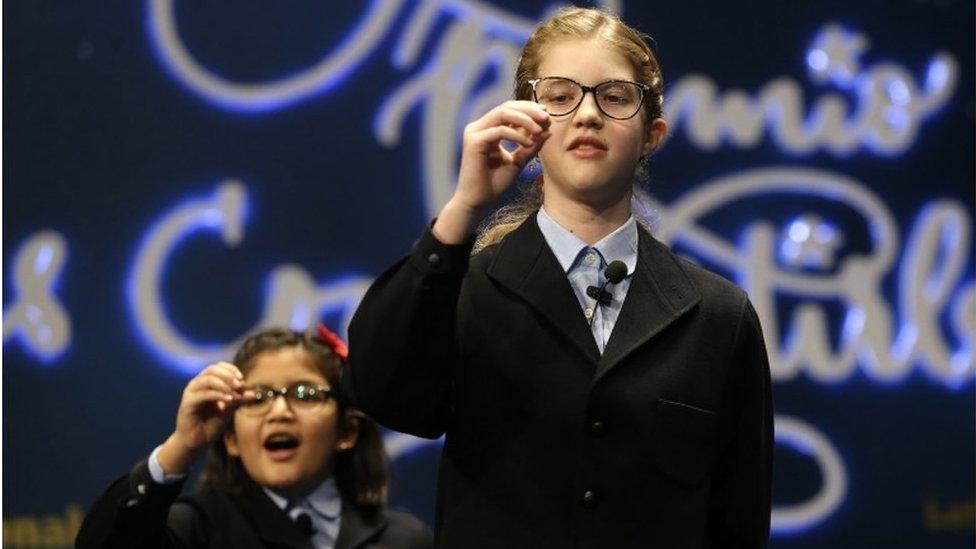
[125,181,373,373]
[666,24,957,156]
[110,171,973,387]
[2,231,71,362]
[147,1,958,209]
[651,167,974,387]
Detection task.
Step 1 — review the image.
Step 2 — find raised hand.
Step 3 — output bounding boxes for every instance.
[157,362,247,476]
[433,101,550,243]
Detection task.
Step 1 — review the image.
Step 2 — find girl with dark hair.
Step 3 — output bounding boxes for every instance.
[345,6,773,549]
[77,327,432,549]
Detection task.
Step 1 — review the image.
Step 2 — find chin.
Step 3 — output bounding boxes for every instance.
[260,471,303,490]
[263,465,330,495]
[565,177,626,199]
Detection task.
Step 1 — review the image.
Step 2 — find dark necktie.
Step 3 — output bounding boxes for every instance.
[295,512,316,538]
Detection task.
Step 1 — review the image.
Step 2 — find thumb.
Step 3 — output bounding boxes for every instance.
[511,140,545,169]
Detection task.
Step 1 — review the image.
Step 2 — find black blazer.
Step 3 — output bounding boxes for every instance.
[75,458,433,549]
[345,216,773,548]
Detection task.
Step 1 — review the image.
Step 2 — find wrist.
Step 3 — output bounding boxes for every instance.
[433,199,487,244]
[157,434,199,476]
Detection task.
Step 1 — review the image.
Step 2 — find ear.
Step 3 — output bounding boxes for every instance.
[641,117,668,158]
[336,412,361,452]
[224,429,241,457]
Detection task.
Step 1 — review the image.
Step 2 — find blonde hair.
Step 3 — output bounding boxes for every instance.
[474,7,664,252]
[513,7,663,118]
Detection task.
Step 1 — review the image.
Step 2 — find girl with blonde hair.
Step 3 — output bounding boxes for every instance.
[347,7,773,548]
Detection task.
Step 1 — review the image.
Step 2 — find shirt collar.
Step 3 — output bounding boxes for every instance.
[537,207,638,276]
[262,476,342,520]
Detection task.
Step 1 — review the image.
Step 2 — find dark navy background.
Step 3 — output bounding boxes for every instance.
[4,1,973,547]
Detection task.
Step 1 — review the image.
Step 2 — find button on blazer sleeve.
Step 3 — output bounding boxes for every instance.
[705,298,774,548]
[344,226,475,439]
[75,458,209,549]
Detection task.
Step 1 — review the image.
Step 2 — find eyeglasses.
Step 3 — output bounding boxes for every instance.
[237,382,335,416]
[528,77,649,120]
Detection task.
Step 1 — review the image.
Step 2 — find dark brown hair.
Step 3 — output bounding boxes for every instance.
[197,328,388,512]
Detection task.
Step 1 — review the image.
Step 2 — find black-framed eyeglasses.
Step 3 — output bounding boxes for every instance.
[528,76,649,120]
[238,382,335,416]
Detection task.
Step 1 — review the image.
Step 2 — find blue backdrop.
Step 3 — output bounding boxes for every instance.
[4,1,974,547]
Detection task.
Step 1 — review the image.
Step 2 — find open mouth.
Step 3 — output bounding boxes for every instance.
[264,434,300,459]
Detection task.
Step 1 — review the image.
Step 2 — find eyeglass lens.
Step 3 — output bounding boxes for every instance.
[238,382,331,415]
[533,78,643,119]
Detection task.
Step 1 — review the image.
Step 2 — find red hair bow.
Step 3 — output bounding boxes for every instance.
[316,323,348,360]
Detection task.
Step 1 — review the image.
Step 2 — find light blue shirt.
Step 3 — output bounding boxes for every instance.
[148,446,342,548]
[536,207,638,354]
[263,479,343,549]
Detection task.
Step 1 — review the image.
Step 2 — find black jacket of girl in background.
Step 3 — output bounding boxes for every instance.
[75,458,432,549]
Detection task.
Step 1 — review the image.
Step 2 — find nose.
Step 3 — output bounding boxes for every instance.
[266,394,296,420]
[572,90,603,128]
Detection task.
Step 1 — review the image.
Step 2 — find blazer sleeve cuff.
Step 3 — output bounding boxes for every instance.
[408,220,475,276]
[119,457,186,510]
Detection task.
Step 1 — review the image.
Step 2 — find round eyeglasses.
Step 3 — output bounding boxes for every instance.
[528,77,649,120]
[237,382,335,416]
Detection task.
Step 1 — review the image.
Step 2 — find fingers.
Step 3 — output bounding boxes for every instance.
[511,137,546,167]
[184,362,245,408]
[184,389,237,409]
[210,361,244,384]
[189,372,239,397]
[450,100,551,216]
[468,101,550,135]
[471,125,544,150]
[463,101,551,162]
[494,108,548,135]
[197,362,243,389]
[217,388,257,414]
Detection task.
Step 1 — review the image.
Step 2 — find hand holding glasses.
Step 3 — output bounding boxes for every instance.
[434,99,551,244]
[158,361,246,475]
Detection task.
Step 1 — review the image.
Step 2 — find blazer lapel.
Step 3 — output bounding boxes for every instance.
[595,227,702,384]
[335,503,387,549]
[234,483,313,549]
[486,215,601,365]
